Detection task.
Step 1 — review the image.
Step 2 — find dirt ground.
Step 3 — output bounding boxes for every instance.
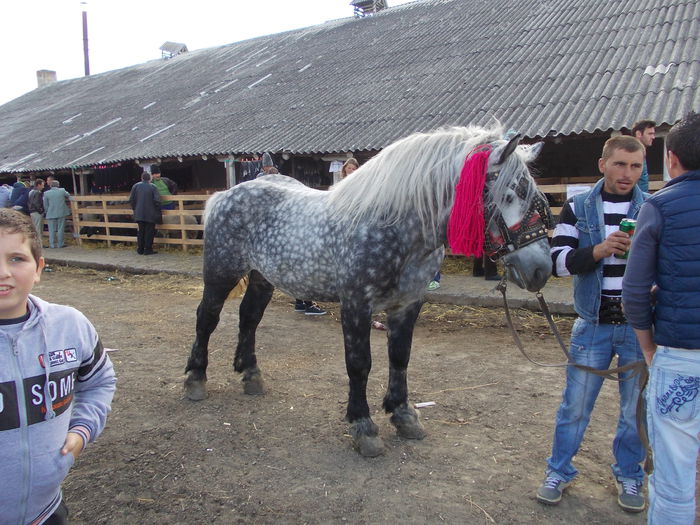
[34,265,664,525]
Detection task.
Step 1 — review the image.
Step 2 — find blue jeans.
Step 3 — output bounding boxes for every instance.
[646,346,700,525]
[546,318,645,482]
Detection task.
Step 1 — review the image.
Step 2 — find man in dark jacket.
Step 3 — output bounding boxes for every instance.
[27,178,45,236]
[129,171,162,255]
[10,176,31,214]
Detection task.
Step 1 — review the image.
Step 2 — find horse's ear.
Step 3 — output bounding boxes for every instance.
[520,142,544,164]
[496,133,521,164]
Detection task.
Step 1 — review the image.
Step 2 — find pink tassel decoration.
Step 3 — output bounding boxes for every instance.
[446,147,491,257]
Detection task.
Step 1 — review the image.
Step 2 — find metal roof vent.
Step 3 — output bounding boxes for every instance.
[160,42,188,59]
[352,0,388,17]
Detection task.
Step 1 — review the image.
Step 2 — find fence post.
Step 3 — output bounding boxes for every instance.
[70,200,82,247]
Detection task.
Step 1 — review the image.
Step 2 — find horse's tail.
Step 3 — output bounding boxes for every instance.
[202,190,228,225]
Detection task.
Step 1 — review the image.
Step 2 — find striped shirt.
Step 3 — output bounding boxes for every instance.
[550,190,632,298]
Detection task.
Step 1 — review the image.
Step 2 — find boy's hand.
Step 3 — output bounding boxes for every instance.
[61,432,85,460]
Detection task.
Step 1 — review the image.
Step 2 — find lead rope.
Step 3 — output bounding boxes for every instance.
[496,278,653,474]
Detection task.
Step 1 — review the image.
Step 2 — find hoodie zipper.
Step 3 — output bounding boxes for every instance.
[10,334,32,524]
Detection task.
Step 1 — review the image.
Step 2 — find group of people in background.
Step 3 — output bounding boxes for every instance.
[1,174,73,249]
[540,112,700,525]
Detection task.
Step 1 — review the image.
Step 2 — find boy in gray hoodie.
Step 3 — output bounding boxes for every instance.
[0,208,116,524]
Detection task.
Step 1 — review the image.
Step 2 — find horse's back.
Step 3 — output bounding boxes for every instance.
[202,178,330,284]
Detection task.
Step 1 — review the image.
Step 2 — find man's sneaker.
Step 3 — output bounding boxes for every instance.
[427,280,441,291]
[294,301,307,313]
[536,475,570,505]
[305,304,326,316]
[616,479,645,513]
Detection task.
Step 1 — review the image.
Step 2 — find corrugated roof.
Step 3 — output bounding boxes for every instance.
[1,0,698,172]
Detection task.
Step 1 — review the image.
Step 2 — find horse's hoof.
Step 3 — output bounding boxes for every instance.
[243,371,264,395]
[350,418,384,457]
[354,434,385,457]
[391,407,427,440]
[184,379,208,401]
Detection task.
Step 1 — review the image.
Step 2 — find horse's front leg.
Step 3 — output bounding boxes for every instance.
[234,270,274,395]
[342,303,383,457]
[184,281,236,400]
[383,300,426,440]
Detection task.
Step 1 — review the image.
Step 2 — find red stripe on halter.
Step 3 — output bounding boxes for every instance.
[447,145,491,257]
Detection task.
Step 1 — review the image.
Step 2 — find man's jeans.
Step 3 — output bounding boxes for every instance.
[546,318,645,482]
[646,346,700,525]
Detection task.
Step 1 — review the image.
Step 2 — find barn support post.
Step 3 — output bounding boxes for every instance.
[223,157,235,188]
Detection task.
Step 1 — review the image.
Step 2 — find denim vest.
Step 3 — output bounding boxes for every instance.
[649,170,700,348]
[571,179,647,321]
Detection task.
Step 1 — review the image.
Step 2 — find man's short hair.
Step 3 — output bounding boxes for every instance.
[666,111,700,171]
[0,208,42,264]
[33,178,44,188]
[141,172,152,182]
[150,164,161,175]
[631,119,656,136]
[602,135,645,161]
[49,180,60,187]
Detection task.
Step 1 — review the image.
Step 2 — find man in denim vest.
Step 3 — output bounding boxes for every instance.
[538,136,649,512]
[623,111,700,525]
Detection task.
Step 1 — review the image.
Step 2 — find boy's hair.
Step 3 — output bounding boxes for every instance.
[602,135,645,161]
[0,208,43,264]
[631,119,656,136]
[666,111,700,171]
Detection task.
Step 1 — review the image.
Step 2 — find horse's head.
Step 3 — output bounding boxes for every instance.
[482,134,553,292]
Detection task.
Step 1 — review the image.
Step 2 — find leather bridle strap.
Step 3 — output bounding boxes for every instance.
[496,278,653,474]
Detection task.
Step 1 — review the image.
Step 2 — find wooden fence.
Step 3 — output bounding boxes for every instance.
[69,177,667,251]
[71,194,207,251]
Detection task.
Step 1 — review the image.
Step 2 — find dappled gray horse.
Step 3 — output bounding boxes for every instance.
[185,125,552,456]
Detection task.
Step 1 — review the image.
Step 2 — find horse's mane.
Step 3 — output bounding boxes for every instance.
[327,125,502,239]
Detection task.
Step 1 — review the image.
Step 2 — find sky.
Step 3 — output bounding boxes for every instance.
[0,0,415,106]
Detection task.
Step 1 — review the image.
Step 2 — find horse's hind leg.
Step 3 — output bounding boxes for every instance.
[342,303,384,457]
[184,281,237,400]
[383,300,426,440]
[234,270,274,395]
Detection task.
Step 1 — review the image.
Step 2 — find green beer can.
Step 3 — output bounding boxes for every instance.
[616,218,637,259]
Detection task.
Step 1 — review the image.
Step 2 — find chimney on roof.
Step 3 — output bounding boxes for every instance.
[352,0,388,17]
[36,70,57,88]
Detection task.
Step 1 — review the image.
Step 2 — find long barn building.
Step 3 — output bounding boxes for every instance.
[0,0,697,193]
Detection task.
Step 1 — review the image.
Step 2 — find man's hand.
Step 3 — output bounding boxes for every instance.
[593,230,631,260]
[61,432,85,460]
[633,328,657,366]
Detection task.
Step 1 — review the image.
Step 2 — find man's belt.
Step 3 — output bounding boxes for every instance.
[599,296,627,325]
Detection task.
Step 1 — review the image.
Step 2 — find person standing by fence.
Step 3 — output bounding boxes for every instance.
[42,180,71,249]
[151,164,178,210]
[129,171,162,255]
[28,178,45,237]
